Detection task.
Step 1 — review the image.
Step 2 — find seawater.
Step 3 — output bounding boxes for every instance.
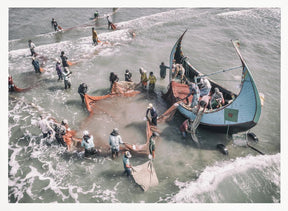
[8,8,280,203]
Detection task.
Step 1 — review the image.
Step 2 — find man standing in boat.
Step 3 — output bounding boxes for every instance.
[185,81,200,108]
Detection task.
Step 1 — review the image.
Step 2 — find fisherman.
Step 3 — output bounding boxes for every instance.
[94,11,99,19]
[174,64,185,83]
[78,83,88,103]
[62,67,72,89]
[179,118,193,138]
[159,62,169,79]
[148,72,157,92]
[81,130,99,157]
[28,40,36,56]
[198,77,211,97]
[149,132,159,160]
[196,95,210,114]
[123,151,132,177]
[53,119,68,147]
[109,128,124,159]
[8,76,15,92]
[210,87,224,109]
[55,59,63,80]
[109,72,119,93]
[32,57,41,73]
[51,18,58,31]
[139,67,148,89]
[125,69,132,82]
[60,51,69,68]
[185,81,200,108]
[37,115,53,139]
[146,103,158,126]
[107,16,113,30]
[92,27,98,46]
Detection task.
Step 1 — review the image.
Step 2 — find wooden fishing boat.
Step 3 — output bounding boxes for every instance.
[163,30,262,134]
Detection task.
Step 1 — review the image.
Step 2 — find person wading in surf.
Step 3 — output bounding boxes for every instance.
[146,103,158,126]
[123,151,132,177]
[92,27,99,45]
[78,83,88,103]
[109,128,124,159]
[81,130,99,157]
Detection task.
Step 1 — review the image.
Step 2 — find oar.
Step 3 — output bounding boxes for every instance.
[247,142,265,155]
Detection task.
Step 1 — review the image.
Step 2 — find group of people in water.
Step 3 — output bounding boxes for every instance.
[10,9,227,178]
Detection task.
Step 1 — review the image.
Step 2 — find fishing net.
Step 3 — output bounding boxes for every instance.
[124,120,155,156]
[157,103,179,122]
[84,81,140,113]
[131,160,159,191]
[9,77,31,92]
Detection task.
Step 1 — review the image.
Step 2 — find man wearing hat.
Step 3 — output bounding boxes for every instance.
[109,128,124,159]
[146,103,158,126]
[81,130,98,157]
[123,151,132,177]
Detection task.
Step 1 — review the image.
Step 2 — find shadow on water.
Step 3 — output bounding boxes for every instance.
[47,85,64,92]
[124,121,147,137]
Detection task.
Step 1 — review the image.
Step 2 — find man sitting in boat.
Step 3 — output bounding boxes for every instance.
[198,77,211,97]
[210,88,224,109]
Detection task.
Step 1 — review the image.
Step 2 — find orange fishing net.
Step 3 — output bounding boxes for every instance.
[84,81,140,113]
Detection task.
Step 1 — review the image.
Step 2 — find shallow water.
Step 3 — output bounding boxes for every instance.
[8,8,280,203]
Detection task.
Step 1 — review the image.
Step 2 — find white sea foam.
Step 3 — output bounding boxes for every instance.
[172,153,280,203]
